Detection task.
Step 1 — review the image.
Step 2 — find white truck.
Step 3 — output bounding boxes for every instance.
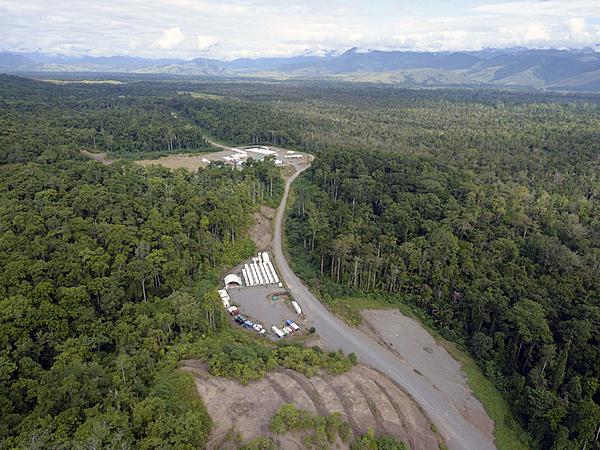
[271,326,285,339]
[291,301,302,315]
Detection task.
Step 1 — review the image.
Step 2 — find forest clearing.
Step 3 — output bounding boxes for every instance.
[179,360,444,449]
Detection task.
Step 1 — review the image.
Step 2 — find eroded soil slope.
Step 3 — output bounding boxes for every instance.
[249,205,275,250]
[180,361,443,450]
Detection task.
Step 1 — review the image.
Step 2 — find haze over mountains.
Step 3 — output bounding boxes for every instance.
[3,47,600,91]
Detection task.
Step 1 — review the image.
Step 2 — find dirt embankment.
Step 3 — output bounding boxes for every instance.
[360,310,495,443]
[249,206,275,251]
[180,361,443,450]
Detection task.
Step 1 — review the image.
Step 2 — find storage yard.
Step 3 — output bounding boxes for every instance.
[220,251,305,341]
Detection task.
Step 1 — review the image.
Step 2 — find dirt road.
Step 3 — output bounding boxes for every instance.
[204,137,232,150]
[271,164,497,450]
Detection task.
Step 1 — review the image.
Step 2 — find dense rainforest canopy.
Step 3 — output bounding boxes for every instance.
[0,73,599,449]
[0,75,354,448]
[276,82,600,449]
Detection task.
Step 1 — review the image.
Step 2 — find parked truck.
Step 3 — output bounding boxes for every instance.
[286,320,300,332]
[271,326,285,339]
[291,301,302,315]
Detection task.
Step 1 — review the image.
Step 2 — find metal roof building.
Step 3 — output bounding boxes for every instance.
[224,274,242,287]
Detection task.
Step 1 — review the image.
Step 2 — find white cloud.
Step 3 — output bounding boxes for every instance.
[1,0,600,59]
[525,24,550,41]
[197,34,218,51]
[128,38,141,50]
[152,26,185,49]
[565,18,587,36]
[474,1,600,17]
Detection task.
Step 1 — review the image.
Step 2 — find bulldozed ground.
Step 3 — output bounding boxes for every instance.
[360,310,495,443]
[179,361,444,450]
[135,153,214,171]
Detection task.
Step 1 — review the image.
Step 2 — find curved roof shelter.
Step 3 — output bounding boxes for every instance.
[224,274,242,287]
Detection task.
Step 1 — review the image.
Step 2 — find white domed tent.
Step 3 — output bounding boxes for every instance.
[224,274,242,288]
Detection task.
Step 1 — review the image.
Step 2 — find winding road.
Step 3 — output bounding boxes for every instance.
[271,162,497,450]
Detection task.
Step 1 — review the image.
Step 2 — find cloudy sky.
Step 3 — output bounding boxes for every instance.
[1,0,599,59]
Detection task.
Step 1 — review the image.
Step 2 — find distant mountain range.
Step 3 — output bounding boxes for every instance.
[3,47,600,91]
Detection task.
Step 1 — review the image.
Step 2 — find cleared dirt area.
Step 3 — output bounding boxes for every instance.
[136,145,311,173]
[81,138,311,175]
[179,361,443,450]
[249,206,275,250]
[136,152,219,171]
[360,310,495,443]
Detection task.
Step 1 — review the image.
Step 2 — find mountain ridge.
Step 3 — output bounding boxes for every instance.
[3,47,600,91]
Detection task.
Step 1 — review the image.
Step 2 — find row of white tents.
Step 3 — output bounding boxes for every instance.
[242,252,280,287]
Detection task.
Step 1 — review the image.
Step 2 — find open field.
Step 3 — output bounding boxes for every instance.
[180,360,444,449]
[42,79,123,84]
[136,152,220,171]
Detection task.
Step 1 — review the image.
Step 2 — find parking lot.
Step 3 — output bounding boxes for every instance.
[228,286,295,325]
[222,252,305,340]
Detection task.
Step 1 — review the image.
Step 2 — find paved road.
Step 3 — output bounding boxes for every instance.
[271,165,497,450]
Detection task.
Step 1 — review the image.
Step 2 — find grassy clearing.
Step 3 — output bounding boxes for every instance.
[108,146,216,161]
[43,79,123,85]
[326,296,394,326]
[177,91,226,100]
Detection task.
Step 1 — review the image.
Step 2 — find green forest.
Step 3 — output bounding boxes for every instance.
[1,73,599,449]
[0,75,356,448]
[280,85,600,448]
